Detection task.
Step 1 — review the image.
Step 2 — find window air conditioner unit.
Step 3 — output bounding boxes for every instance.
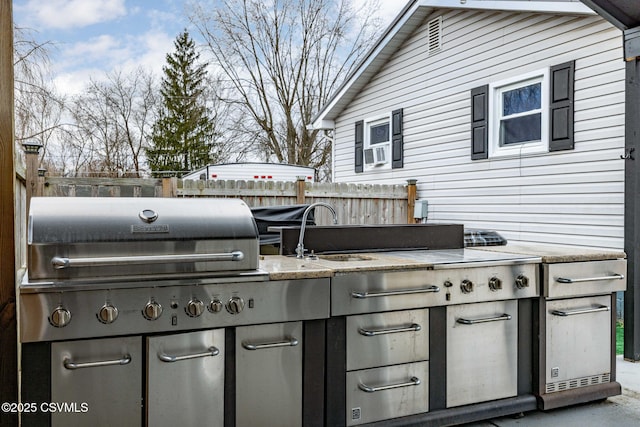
[364,146,388,165]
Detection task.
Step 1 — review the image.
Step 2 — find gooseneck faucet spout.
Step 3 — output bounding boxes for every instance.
[296,202,338,258]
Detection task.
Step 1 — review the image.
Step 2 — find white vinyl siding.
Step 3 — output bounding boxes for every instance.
[332,9,624,249]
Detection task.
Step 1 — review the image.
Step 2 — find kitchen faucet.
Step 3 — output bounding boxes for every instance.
[296,202,338,258]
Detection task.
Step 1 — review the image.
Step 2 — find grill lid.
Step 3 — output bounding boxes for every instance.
[27,197,261,281]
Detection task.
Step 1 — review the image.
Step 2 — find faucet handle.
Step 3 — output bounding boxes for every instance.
[296,243,306,258]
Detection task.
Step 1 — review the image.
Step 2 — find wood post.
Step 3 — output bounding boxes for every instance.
[22,142,42,215]
[407,179,417,224]
[296,176,306,204]
[36,168,46,197]
[162,177,178,197]
[0,0,18,425]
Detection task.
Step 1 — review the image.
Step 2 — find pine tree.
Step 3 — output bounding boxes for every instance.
[147,30,216,176]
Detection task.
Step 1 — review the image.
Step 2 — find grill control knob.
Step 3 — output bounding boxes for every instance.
[98,304,119,324]
[460,279,474,294]
[185,298,204,318]
[50,307,71,328]
[489,277,502,291]
[515,274,530,289]
[143,301,163,321]
[226,296,245,315]
[208,299,223,313]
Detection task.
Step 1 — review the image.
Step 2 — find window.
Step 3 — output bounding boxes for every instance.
[470,61,574,160]
[489,70,549,157]
[355,109,403,172]
[363,115,391,169]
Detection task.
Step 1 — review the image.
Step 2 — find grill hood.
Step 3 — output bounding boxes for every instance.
[27,197,260,281]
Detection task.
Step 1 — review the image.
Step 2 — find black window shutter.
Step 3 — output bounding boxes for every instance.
[392,108,404,169]
[549,61,575,151]
[471,85,489,160]
[355,120,364,173]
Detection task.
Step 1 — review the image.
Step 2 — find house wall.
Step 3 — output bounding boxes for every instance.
[333,8,624,249]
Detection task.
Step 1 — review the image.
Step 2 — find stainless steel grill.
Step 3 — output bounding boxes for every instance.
[26,197,260,282]
[20,197,329,427]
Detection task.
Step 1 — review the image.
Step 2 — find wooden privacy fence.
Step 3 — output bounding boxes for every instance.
[39,176,415,225]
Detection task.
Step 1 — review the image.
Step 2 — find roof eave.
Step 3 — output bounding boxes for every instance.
[310,0,596,130]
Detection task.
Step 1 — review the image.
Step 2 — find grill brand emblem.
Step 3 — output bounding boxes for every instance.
[139,209,159,223]
[133,209,168,233]
[131,224,170,233]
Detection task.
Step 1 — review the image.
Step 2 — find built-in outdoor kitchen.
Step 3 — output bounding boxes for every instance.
[18,198,626,426]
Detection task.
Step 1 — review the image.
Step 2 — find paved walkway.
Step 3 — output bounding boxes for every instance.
[465,356,640,426]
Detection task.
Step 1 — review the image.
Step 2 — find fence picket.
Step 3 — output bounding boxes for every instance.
[41,177,411,225]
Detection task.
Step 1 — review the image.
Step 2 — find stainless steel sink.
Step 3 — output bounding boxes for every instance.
[317,254,376,262]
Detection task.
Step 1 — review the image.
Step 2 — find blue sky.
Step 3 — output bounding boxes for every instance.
[13,0,404,96]
[13,0,190,95]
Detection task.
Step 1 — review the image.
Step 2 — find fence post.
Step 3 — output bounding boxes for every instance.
[22,142,43,214]
[296,176,306,204]
[407,179,417,224]
[37,168,46,197]
[1,2,18,424]
[162,177,178,197]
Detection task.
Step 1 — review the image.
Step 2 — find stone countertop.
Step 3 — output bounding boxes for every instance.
[260,252,428,280]
[259,255,333,281]
[472,242,626,263]
[260,243,627,280]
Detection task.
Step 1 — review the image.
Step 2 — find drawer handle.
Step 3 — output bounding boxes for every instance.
[63,354,131,370]
[158,346,219,363]
[556,273,624,284]
[456,313,512,325]
[551,305,610,317]
[351,286,440,299]
[358,376,421,393]
[242,336,299,351]
[358,323,422,337]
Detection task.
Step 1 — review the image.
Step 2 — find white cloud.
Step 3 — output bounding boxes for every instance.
[54,67,105,95]
[119,30,175,75]
[52,30,176,95]
[21,0,127,30]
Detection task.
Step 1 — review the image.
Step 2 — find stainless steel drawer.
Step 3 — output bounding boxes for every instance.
[346,361,429,426]
[545,295,612,388]
[446,300,518,408]
[347,309,429,371]
[544,259,626,298]
[332,270,446,316]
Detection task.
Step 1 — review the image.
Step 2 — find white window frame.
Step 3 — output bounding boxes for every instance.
[488,69,549,158]
[363,113,392,171]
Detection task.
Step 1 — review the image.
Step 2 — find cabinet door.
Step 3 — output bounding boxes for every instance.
[236,322,303,427]
[446,300,518,408]
[545,295,611,387]
[147,329,225,427]
[51,336,142,427]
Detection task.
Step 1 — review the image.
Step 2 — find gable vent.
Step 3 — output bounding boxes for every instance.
[427,16,442,55]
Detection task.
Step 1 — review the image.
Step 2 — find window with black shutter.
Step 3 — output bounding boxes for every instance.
[470,61,575,160]
[355,109,404,172]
